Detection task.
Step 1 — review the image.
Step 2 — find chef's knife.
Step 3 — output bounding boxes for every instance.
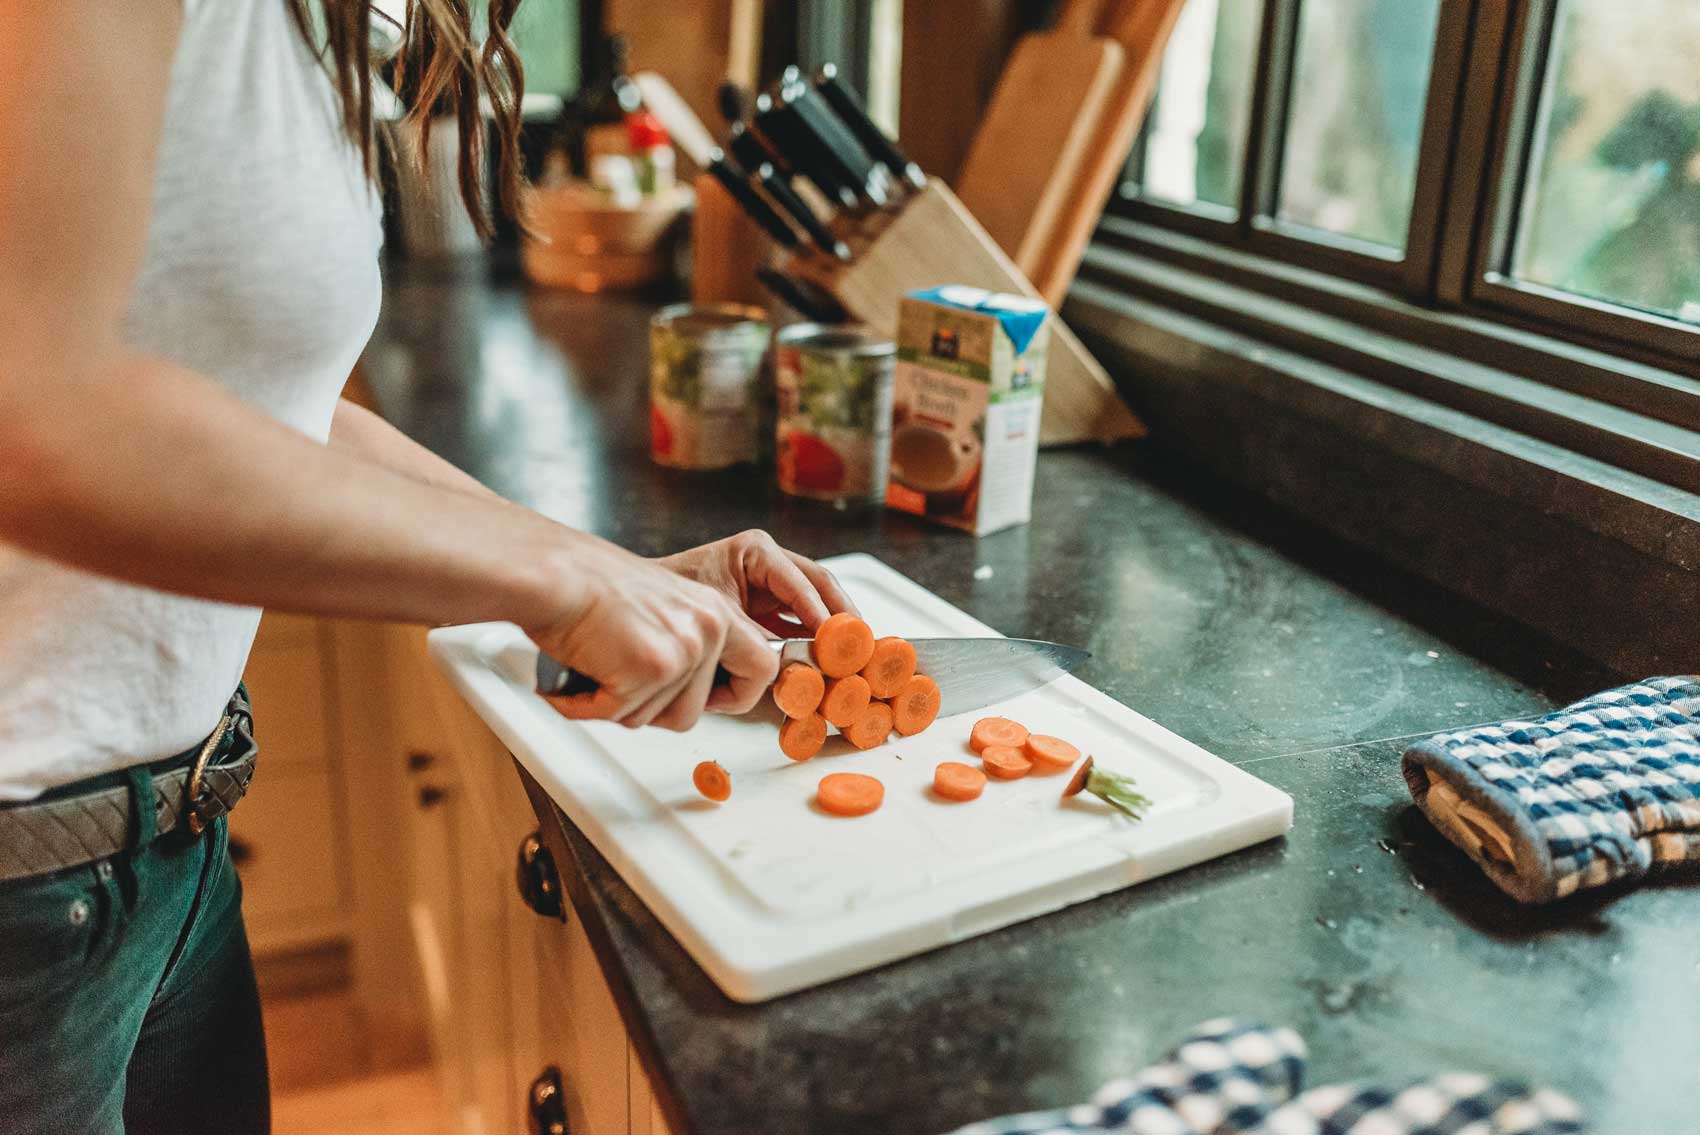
[813,63,928,192]
[535,637,1089,719]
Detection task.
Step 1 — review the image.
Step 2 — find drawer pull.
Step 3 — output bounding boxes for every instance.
[527,1065,568,1135]
[517,832,566,921]
[417,785,448,809]
[228,836,255,866]
[406,751,436,773]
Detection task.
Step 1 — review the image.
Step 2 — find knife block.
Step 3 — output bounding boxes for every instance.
[780,178,1145,447]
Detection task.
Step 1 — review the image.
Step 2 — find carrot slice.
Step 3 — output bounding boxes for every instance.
[692,760,731,802]
[779,713,828,762]
[844,700,894,750]
[932,761,986,802]
[817,772,885,816]
[772,663,826,719]
[970,717,1029,754]
[820,674,872,729]
[1023,734,1080,774]
[891,674,941,736]
[981,744,1032,780]
[860,637,918,698]
[812,613,876,678]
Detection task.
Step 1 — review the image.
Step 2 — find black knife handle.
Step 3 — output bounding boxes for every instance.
[753,94,862,211]
[755,266,851,323]
[755,164,850,260]
[784,86,887,208]
[537,657,734,698]
[814,64,927,191]
[706,150,801,249]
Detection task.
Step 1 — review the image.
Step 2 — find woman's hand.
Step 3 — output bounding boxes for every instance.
[657,529,858,638]
[525,534,780,731]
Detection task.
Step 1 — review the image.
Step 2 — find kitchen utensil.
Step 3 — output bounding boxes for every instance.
[780,81,890,208]
[747,148,850,260]
[431,553,1294,1002]
[1026,0,1188,305]
[536,635,1089,720]
[954,0,1125,278]
[755,265,851,322]
[752,92,862,210]
[812,63,927,192]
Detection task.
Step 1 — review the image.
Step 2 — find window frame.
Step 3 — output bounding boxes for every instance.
[1106,0,1700,377]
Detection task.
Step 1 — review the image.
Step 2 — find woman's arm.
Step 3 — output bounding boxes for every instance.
[0,2,815,731]
[329,396,499,499]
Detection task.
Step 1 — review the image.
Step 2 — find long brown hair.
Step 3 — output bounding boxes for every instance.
[288,0,526,239]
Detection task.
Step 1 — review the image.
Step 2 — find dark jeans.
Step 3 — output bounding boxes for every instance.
[0,760,270,1132]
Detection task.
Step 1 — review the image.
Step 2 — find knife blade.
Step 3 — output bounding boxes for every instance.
[535,636,1088,719]
[812,63,928,192]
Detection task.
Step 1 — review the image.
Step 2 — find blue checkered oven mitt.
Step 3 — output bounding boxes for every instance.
[948,1019,1585,1135]
[1402,676,1700,904]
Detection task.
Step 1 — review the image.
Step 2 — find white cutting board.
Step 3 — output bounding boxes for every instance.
[429,554,1292,1002]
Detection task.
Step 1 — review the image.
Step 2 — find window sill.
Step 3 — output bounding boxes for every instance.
[1065,221,1700,676]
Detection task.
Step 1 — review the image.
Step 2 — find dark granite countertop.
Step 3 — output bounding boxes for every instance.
[361,263,1695,1135]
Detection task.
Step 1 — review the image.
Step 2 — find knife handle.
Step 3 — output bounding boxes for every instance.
[755,163,851,260]
[752,94,862,211]
[706,151,802,249]
[784,86,887,207]
[813,64,928,191]
[536,653,735,699]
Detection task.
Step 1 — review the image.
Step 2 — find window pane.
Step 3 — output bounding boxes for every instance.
[1275,0,1441,250]
[1137,0,1262,212]
[1511,1,1700,326]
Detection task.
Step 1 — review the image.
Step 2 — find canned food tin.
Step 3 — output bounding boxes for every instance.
[774,324,896,504]
[649,304,771,470]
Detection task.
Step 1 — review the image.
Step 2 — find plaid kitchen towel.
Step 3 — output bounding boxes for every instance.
[1402,676,1700,904]
[949,1019,1585,1135]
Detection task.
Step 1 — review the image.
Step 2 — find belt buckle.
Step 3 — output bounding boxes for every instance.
[184,714,234,836]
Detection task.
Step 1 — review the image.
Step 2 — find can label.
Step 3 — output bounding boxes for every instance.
[775,339,895,503]
[650,313,769,470]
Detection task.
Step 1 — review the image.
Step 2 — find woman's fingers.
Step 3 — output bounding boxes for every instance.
[784,550,859,621]
[709,611,779,715]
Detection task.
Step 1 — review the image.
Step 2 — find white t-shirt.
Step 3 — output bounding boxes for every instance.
[0,0,384,799]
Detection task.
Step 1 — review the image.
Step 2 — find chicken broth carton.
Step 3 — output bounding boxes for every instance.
[885,286,1049,535]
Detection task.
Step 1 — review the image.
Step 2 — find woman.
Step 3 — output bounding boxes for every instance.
[0,2,849,1131]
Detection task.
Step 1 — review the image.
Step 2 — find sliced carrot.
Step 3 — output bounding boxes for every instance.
[817,772,885,816]
[1023,734,1080,774]
[981,744,1033,780]
[812,613,877,678]
[1063,755,1095,798]
[891,674,941,737]
[779,713,828,762]
[692,760,731,802]
[820,674,872,729]
[844,700,894,750]
[970,717,1029,754]
[932,761,986,802]
[772,663,826,719]
[860,637,917,698]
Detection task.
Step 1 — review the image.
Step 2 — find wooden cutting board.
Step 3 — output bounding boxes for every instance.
[954,0,1124,273]
[1028,0,1189,305]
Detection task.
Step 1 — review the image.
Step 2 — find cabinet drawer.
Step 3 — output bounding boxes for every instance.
[243,642,332,774]
[252,611,322,650]
[228,767,348,949]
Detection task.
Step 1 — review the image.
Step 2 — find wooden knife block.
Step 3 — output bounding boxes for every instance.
[781,179,1144,447]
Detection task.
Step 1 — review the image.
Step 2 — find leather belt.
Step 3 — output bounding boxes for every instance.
[0,697,258,884]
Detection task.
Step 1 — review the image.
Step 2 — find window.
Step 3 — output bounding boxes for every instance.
[1504,1,1700,326]
[1112,0,1700,370]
